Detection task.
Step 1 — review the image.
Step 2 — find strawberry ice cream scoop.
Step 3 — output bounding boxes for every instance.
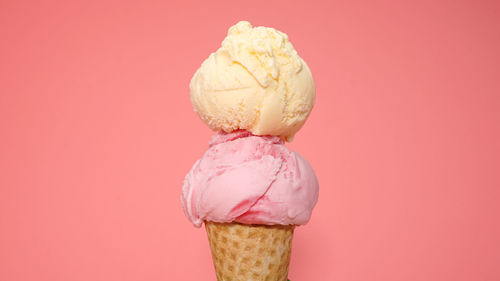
[181,131,319,227]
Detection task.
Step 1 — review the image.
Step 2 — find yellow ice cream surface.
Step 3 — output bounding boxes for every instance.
[190,21,315,141]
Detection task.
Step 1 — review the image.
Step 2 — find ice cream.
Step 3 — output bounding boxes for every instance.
[182,21,318,281]
[190,21,315,141]
[182,131,319,227]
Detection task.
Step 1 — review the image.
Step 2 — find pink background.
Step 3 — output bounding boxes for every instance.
[1,0,499,280]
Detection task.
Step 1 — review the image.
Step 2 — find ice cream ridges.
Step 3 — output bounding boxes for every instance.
[182,21,318,280]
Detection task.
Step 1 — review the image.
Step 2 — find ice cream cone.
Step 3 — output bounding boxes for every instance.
[205,221,294,281]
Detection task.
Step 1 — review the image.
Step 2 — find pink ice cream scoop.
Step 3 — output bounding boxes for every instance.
[181,131,319,227]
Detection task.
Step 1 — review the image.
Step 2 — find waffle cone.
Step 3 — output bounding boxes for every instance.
[205,221,294,281]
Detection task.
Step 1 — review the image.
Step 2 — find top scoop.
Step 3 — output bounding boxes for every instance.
[190,21,315,141]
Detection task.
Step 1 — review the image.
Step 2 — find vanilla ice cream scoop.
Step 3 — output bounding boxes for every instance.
[190,21,315,141]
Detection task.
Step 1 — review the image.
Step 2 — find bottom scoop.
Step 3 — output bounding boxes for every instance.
[181,131,319,227]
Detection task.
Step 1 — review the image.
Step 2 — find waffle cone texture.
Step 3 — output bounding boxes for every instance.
[205,221,294,281]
